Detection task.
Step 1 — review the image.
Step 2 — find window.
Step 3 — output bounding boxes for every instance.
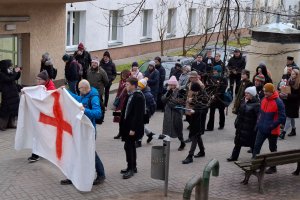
[258,7,264,25]
[67,11,85,47]
[206,8,213,31]
[245,7,251,27]
[188,9,196,34]
[109,10,123,46]
[220,8,226,30]
[141,9,153,42]
[233,8,239,29]
[167,8,177,37]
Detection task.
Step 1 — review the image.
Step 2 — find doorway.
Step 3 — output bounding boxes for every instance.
[0,35,21,67]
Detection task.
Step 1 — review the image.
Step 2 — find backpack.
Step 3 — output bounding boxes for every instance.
[222,89,233,107]
[88,95,105,125]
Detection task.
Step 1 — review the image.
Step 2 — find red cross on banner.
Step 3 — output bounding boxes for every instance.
[38,91,73,160]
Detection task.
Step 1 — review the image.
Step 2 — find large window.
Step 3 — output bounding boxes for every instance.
[245,7,251,27]
[141,9,153,41]
[233,7,239,29]
[67,11,85,47]
[109,10,123,45]
[0,36,18,66]
[167,8,177,37]
[206,8,214,31]
[188,8,196,34]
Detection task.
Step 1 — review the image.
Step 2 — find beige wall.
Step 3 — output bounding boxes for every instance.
[0,3,66,85]
[246,40,300,85]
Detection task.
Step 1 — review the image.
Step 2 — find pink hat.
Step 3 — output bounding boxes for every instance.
[168,76,178,86]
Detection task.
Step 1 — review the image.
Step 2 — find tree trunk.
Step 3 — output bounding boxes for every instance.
[160,39,164,56]
[182,36,187,56]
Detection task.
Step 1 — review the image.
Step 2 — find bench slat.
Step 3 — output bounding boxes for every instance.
[256,149,300,159]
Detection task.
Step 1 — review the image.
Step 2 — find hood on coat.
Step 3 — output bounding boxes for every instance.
[44,60,53,66]
[0,59,12,73]
[84,87,99,98]
[266,90,279,100]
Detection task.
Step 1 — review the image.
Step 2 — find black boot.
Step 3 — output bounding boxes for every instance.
[279,131,286,140]
[227,157,237,162]
[147,133,154,143]
[178,141,186,151]
[288,128,296,137]
[184,138,191,143]
[182,155,193,164]
[114,133,121,139]
[135,141,142,148]
[265,166,277,174]
[123,170,134,179]
[93,176,105,185]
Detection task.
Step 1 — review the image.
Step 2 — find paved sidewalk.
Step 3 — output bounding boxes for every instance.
[0,100,300,200]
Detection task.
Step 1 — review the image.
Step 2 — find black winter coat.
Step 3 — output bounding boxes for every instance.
[144,69,160,100]
[0,71,21,118]
[120,90,145,141]
[100,59,117,83]
[282,86,300,118]
[74,50,92,79]
[40,61,55,79]
[191,61,207,74]
[234,98,260,147]
[155,64,166,93]
[228,55,246,73]
[207,76,228,108]
[65,58,79,82]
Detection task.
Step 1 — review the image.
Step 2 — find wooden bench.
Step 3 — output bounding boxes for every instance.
[234,149,300,194]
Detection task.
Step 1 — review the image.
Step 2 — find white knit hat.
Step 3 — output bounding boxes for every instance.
[245,86,257,97]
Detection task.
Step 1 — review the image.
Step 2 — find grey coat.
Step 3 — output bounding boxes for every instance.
[162,89,183,139]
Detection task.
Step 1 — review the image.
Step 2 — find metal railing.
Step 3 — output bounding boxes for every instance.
[183,159,219,200]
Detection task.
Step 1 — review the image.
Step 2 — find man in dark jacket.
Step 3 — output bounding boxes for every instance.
[227,49,246,95]
[203,49,214,74]
[120,77,145,179]
[40,52,55,79]
[206,65,228,131]
[192,55,207,83]
[154,56,166,110]
[0,59,21,131]
[100,51,117,108]
[144,61,160,101]
[62,54,79,94]
[253,83,285,174]
[254,74,265,101]
[74,43,92,80]
[169,63,182,80]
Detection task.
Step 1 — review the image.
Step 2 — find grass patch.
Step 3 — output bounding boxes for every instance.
[166,48,200,57]
[116,60,146,72]
[221,37,252,48]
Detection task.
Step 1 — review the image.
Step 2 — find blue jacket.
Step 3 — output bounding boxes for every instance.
[144,69,160,99]
[69,87,102,128]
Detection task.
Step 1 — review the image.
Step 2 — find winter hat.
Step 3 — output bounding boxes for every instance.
[91,57,100,65]
[132,61,139,68]
[138,78,148,90]
[287,56,294,61]
[255,74,265,82]
[175,62,182,68]
[103,51,111,58]
[190,83,202,92]
[42,52,50,61]
[149,61,156,67]
[188,71,199,78]
[242,69,250,78]
[168,75,178,86]
[234,49,241,52]
[245,86,257,97]
[213,65,223,73]
[78,43,85,50]
[263,83,275,93]
[37,70,49,81]
[62,54,70,62]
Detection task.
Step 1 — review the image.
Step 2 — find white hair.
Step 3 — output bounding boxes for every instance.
[79,79,91,89]
[184,65,191,72]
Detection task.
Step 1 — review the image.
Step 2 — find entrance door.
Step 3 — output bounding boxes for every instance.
[0,35,20,67]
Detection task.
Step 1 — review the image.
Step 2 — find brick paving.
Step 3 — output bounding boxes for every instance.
[0,102,300,200]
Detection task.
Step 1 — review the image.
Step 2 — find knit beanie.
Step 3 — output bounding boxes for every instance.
[255,74,265,82]
[149,61,156,67]
[168,76,178,86]
[37,70,49,81]
[62,54,70,62]
[138,78,148,90]
[245,86,257,97]
[242,69,250,78]
[91,57,100,66]
[132,61,139,68]
[213,65,222,73]
[42,52,50,61]
[103,51,111,58]
[78,42,84,50]
[263,83,275,93]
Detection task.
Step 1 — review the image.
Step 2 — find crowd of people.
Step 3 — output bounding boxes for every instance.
[0,43,299,185]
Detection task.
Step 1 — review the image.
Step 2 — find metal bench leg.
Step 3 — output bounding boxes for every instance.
[258,167,265,194]
[292,162,300,176]
[241,171,251,185]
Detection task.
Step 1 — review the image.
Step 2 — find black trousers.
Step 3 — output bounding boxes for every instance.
[124,139,137,170]
[229,73,241,95]
[207,105,225,130]
[104,82,112,108]
[189,135,205,156]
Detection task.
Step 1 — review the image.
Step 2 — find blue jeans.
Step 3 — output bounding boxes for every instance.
[68,81,78,95]
[95,152,105,178]
[252,130,278,158]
